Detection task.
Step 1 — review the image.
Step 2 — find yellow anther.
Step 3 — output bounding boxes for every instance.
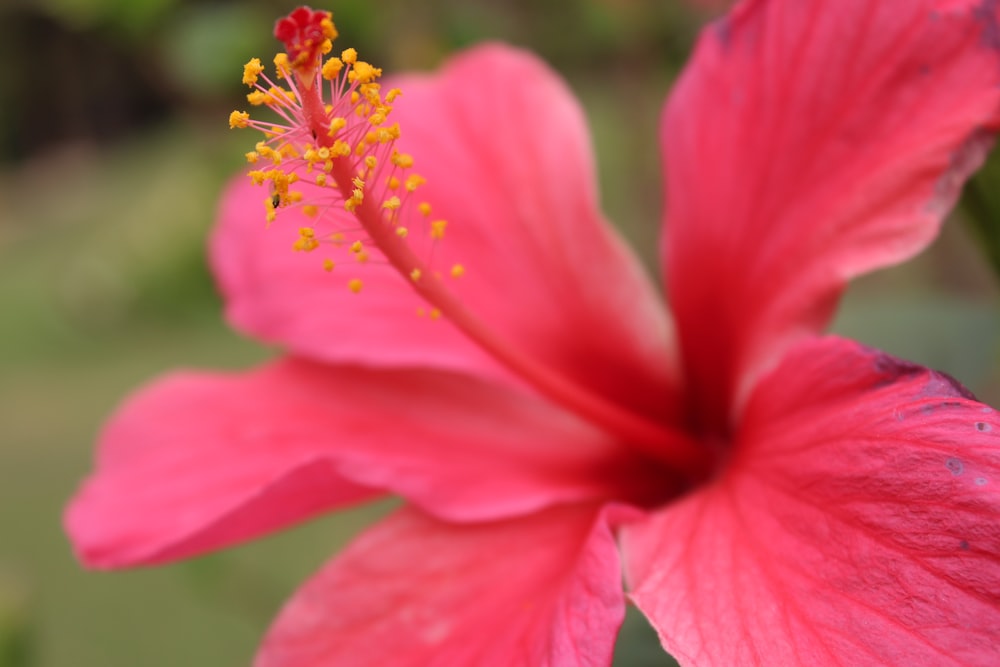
[391,151,414,169]
[328,117,347,136]
[418,202,432,216]
[255,143,280,165]
[229,110,251,129]
[317,147,331,160]
[450,264,465,278]
[369,112,386,126]
[331,232,346,244]
[269,86,297,105]
[247,91,268,106]
[248,170,267,185]
[383,196,401,210]
[386,88,402,103]
[302,205,319,217]
[243,58,264,86]
[315,173,328,187]
[388,176,400,190]
[273,53,291,77]
[271,170,292,194]
[430,220,448,240]
[356,251,370,263]
[387,123,401,140]
[410,268,422,281]
[351,90,360,104]
[430,309,441,320]
[286,191,304,204]
[348,61,382,84]
[245,151,259,164]
[323,258,335,272]
[350,240,363,253]
[352,176,365,189]
[395,227,408,238]
[341,48,357,64]
[293,226,320,252]
[365,156,377,170]
[293,238,318,251]
[348,278,363,293]
[322,57,344,80]
[376,128,392,144]
[405,174,426,192]
[332,140,351,157]
[320,16,337,40]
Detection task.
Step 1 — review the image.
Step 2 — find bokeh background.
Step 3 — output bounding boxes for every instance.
[1,0,998,665]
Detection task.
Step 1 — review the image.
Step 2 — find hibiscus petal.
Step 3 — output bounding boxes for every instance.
[214,44,679,421]
[66,358,656,568]
[663,0,1000,430]
[257,504,626,667]
[622,336,1000,666]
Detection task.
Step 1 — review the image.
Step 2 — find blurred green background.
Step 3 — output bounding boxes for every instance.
[0,0,997,665]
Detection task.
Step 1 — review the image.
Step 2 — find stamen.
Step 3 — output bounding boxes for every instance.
[229,7,712,476]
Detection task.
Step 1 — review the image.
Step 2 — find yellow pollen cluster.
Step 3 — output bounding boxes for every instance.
[293,227,319,252]
[430,220,448,240]
[243,58,265,86]
[230,11,457,299]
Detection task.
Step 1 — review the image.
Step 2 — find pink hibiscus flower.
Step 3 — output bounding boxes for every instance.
[67,2,1000,665]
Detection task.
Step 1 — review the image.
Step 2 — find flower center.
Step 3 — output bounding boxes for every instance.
[229,6,715,480]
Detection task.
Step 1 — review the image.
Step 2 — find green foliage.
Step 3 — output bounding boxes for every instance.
[0,576,34,667]
[962,148,1000,281]
[33,0,180,37]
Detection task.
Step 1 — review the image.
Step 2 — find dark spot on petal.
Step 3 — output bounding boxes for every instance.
[975,477,988,486]
[923,400,969,415]
[946,457,965,476]
[960,539,970,551]
[976,421,992,432]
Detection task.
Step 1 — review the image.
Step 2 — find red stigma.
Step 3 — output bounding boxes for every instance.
[274,6,336,72]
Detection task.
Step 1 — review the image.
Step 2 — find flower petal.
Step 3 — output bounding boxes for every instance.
[66,358,654,568]
[663,0,1000,429]
[257,504,626,667]
[622,336,1000,666]
[215,44,679,421]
